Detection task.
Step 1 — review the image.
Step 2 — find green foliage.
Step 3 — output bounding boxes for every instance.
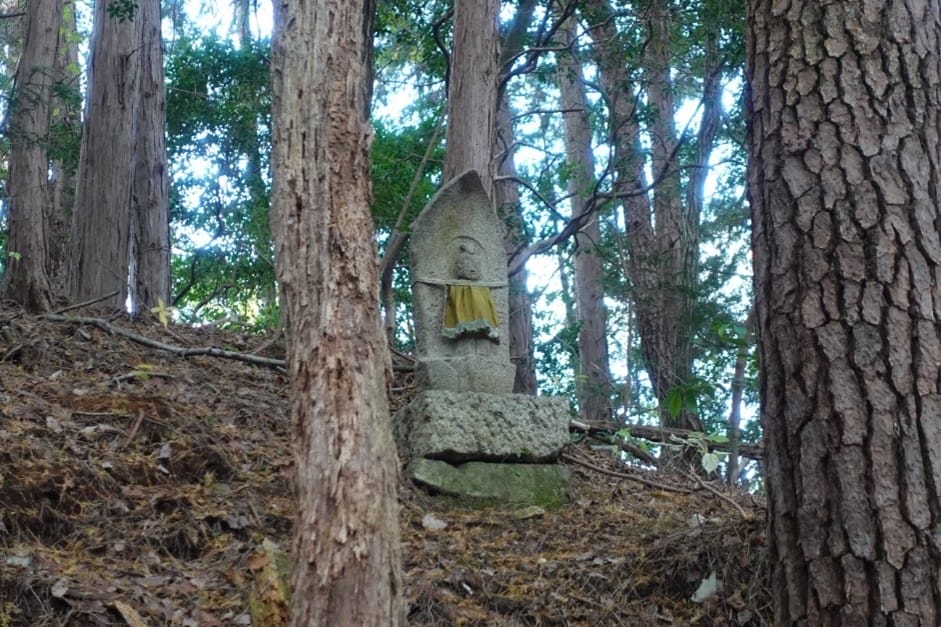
[106,0,138,22]
[165,35,274,327]
[670,430,728,474]
[371,116,443,232]
[374,0,451,107]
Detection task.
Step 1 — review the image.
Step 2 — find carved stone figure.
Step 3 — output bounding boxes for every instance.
[409,170,515,394]
[396,170,571,506]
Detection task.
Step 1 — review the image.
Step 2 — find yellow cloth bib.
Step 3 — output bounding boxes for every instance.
[442,285,500,340]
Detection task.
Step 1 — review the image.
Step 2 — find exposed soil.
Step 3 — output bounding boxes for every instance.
[0,304,770,625]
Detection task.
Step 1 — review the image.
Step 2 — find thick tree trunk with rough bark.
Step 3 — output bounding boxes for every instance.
[443,0,499,190]
[271,1,403,625]
[67,0,143,308]
[747,0,941,623]
[557,18,613,423]
[129,0,170,312]
[0,0,62,310]
[68,0,168,312]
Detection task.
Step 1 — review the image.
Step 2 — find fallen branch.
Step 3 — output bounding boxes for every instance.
[43,313,288,371]
[571,421,763,461]
[687,471,755,521]
[561,451,692,494]
[53,291,121,314]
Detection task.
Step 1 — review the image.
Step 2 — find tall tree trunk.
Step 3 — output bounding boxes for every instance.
[1,0,61,310]
[442,0,499,190]
[234,0,251,46]
[581,0,672,427]
[557,17,612,423]
[271,0,403,624]
[747,0,941,622]
[129,0,170,312]
[583,0,713,432]
[67,0,143,309]
[45,0,81,297]
[496,0,538,395]
[727,308,754,486]
[495,101,537,395]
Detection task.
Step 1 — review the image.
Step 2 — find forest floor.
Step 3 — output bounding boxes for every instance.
[0,304,770,626]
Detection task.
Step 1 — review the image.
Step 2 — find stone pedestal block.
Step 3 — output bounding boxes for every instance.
[394,390,570,463]
[416,356,516,395]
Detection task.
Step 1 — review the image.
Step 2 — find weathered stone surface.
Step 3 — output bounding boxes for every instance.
[394,390,570,463]
[409,170,514,394]
[407,458,571,508]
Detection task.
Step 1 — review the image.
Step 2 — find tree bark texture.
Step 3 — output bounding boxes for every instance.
[557,18,613,423]
[443,0,499,193]
[582,0,702,431]
[270,1,403,625]
[0,0,62,310]
[67,0,143,308]
[747,0,941,623]
[129,0,170,312]
[46,0,82,297]
[495,99,538,395]
[496,0,538,395]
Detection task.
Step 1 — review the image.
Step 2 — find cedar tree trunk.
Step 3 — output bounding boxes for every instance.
[270,0,403,624]
[557,17,613,423]
[129,0,170,311]
[1,0,62,310]
[67,0,143,308]
[443,0,499,190]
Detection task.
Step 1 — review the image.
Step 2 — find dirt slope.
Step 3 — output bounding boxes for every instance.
[0,305,769,625]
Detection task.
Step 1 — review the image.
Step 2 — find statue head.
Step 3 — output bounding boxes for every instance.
[452,238,483,281]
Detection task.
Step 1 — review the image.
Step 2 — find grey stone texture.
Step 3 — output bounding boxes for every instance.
[407,458,571,508]
[409,170,514,394]
[401,170,572,506]
[394,390,570,463]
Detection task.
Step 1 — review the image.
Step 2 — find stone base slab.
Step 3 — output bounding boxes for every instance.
[407,458,571,508]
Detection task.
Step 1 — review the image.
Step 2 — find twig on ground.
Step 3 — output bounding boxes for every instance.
[43,313,288,371]
[561,451,692,494]
[687,471,754,521]
[53,291,121,315]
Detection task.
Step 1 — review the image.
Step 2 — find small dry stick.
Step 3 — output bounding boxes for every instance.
[53,290,121,314]
[121,409,146,449]
[561,452,692,494]
[688,471,754,520]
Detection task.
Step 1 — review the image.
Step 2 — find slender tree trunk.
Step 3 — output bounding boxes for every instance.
[1,0,62,311]
[727,308,754,486]
[379,115,443,346]
[442,0,499,190]
[234,0,251,45]
[495,0,538,395]
[129,0,170,312]
[271,0,403,624]
[748,0,941,622]
[583,0,718,433]
[557,17,612,423]
[495,99,537,394]
[582,0,680,428]
[46,0,81,298]
[67,0,143,309]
